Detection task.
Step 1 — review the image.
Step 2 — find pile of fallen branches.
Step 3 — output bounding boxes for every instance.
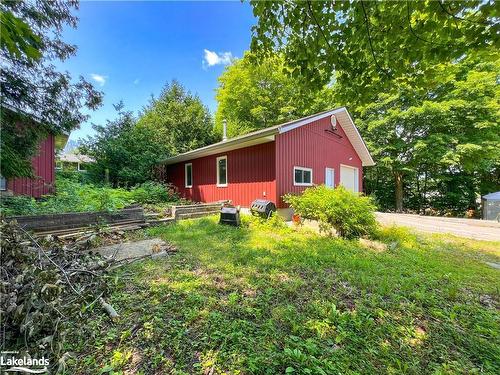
[0,220,119,370]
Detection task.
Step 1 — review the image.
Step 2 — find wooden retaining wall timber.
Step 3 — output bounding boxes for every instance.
[7,207,144,232]
[7,201,229,233]
[171,201,228,220]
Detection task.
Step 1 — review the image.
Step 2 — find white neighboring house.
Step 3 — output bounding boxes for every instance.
[57,152,94,172]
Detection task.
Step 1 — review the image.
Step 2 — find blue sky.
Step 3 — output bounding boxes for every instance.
[59,1,256,141]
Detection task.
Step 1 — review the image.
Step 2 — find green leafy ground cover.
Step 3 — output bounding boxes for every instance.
[66,217,499,374]
[0,176,182,216]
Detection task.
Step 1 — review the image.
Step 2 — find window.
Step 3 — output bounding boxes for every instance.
[0,175,6,191]
[78,163,88,172]
[216,156,227,187]
[185,163,193,188]
[55,161,63,171]
[293,166,313,186]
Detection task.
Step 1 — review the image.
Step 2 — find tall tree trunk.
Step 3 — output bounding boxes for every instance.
[416,169,421,213]
[395,173,403,212]
[422,170,428,214]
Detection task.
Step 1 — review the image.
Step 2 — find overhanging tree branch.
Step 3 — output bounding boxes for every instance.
[360,0,385,74]
[406,1,446,46]
[305,0,348,72]
[438,0,493,26]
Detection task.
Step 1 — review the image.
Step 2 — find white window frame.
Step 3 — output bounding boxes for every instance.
[293,166,313,187]
[216,155,228,187]
[0,175,7,191]
[185,163,193,188]
[77,162,87,172]
[325,167,335,188]
[339,164,359,192]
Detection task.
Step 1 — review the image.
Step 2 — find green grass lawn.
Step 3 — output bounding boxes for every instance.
[66,216,500,374]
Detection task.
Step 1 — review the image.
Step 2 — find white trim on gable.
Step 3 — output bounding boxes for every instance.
[279,107,375,167]
[161,107,375,167]
[344,109,375,167]
[279,108,346,134]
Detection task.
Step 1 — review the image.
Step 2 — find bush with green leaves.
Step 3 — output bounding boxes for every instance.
[0,177,180,216]
[0,195,39,216]
[284,185,378,238]
[130,181,178,204]
[56,170,93,184]
[242,210,289,231]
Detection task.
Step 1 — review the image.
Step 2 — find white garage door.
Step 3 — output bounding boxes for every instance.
[340,165,359,192]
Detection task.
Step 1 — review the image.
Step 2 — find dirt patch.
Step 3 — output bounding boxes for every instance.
[124,349,144,375]
[359,238,388,252]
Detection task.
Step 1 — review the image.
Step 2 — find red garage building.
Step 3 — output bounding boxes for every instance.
[162,108,375,209]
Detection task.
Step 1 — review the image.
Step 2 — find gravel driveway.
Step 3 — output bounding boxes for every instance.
[376,212,500,242]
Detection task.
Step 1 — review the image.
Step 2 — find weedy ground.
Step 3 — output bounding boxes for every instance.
[65,216,500,374]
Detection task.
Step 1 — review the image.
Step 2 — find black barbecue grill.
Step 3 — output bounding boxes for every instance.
[250,199,276,219]
[219,205,241,226]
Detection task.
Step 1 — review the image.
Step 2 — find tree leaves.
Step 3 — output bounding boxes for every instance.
[249,0,499,214]
[138,80,217,156]
[250,0,498,102]
[83,82,216,186]
[358,55,500,213]
[0,1,102,178]
[215,52,335,137]
[0,10,42,61]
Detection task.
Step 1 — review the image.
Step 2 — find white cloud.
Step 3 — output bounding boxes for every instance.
[133,78,140,85]
[203,49,234,68]
[91,73,107,86]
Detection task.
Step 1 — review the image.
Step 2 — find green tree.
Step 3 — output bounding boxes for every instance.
[250,0,498,101]
[0,1,102,178]
[137,80,217,154]
[250,1,499,214]
[81,104,163,187]
[358,54,500,213]
[215,52,334,137]
[82,82,216,186]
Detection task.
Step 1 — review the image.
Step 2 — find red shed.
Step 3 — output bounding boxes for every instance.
[1,104,67,198]
[1,134,57,198]
[161,108,375,211]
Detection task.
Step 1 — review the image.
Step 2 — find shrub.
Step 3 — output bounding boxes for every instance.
[130,181,178,204]
[0,196,38,216]
[56,170,92,184]
[34,177,133,213]
[284,185,378,239]
[0,178,181,216]
[243,211,289,231]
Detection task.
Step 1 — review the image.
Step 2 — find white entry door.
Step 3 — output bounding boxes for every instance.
[340,165,359,192]
[325,168,335,188]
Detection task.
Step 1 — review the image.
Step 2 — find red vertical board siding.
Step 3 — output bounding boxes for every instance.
[8,135,55,198]
[275,116,363,207]
[166,142,276,207]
